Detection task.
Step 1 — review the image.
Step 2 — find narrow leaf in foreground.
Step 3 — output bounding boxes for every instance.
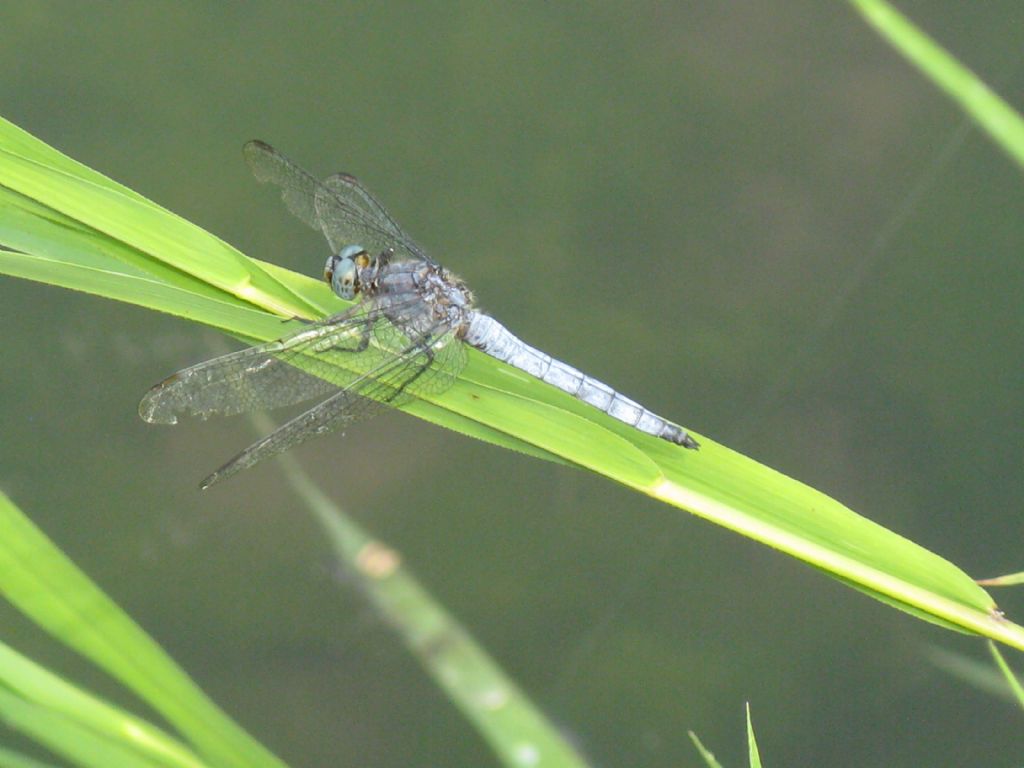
[850,0,1024,168]
[0,491,286,768]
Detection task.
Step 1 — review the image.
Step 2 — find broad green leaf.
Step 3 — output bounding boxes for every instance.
[1,114,1020,650]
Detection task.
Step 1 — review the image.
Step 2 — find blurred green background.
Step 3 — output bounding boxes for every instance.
[2,3,1023,766]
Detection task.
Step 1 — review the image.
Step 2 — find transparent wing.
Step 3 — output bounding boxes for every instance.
[241,140,323,234]
[198,325,464,489]
[243,140,431,263]
[139,299,466,487]
[321,172,405,232]
[140,298,462,424]
[319,172,428,258]
[141,308,372,424]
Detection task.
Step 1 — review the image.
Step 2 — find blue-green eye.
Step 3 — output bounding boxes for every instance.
[324,245,366,300]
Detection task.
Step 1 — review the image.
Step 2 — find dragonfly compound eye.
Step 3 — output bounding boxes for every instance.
[327,245,367,300]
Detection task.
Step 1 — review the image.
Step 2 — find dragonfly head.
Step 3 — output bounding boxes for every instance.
[324,244,371,300]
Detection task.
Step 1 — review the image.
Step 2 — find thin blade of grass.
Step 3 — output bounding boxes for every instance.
[0,641,208,768]
[259,410,592,768]
[987,642,1024,710]
[687,732,725,768]
[0,491,286,768]
[746,703,762,768]
[850,0,1024,169]
[0,689,167,768]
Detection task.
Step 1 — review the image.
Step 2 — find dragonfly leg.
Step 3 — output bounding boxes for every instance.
[309,321,372,355]
[349,327,371,353]
[386,339,433,401]
[371,332,437,406]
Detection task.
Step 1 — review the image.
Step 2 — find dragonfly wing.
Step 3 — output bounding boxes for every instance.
[199,386,371,489]
[139,306,384,424]
[243,140,327,238]
[200,322,466,488]
[244,140,432,262]
[319,173,431,264]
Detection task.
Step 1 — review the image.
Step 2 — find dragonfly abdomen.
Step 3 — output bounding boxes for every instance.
[462,313,698,448]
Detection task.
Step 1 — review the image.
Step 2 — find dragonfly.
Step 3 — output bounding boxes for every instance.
[140,141,699,488]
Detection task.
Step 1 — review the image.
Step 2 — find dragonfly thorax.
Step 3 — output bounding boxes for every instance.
[358,259,475,339]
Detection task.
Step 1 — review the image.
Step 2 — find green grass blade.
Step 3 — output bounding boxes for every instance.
[0,689,167,768]
[257,413,591,768]
[0,746,63,768]
[977,571,1024,587]
[0,641,208,768]
[687,731,725,768]
[0,114,1018,648]
[927,645,1024,705]
[0,491,286,768]
[745,703,762,768]
[987,642,1024,710]
[850,0,1024,169]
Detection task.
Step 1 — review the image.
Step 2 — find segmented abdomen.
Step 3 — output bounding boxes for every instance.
[462,313,697,447]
